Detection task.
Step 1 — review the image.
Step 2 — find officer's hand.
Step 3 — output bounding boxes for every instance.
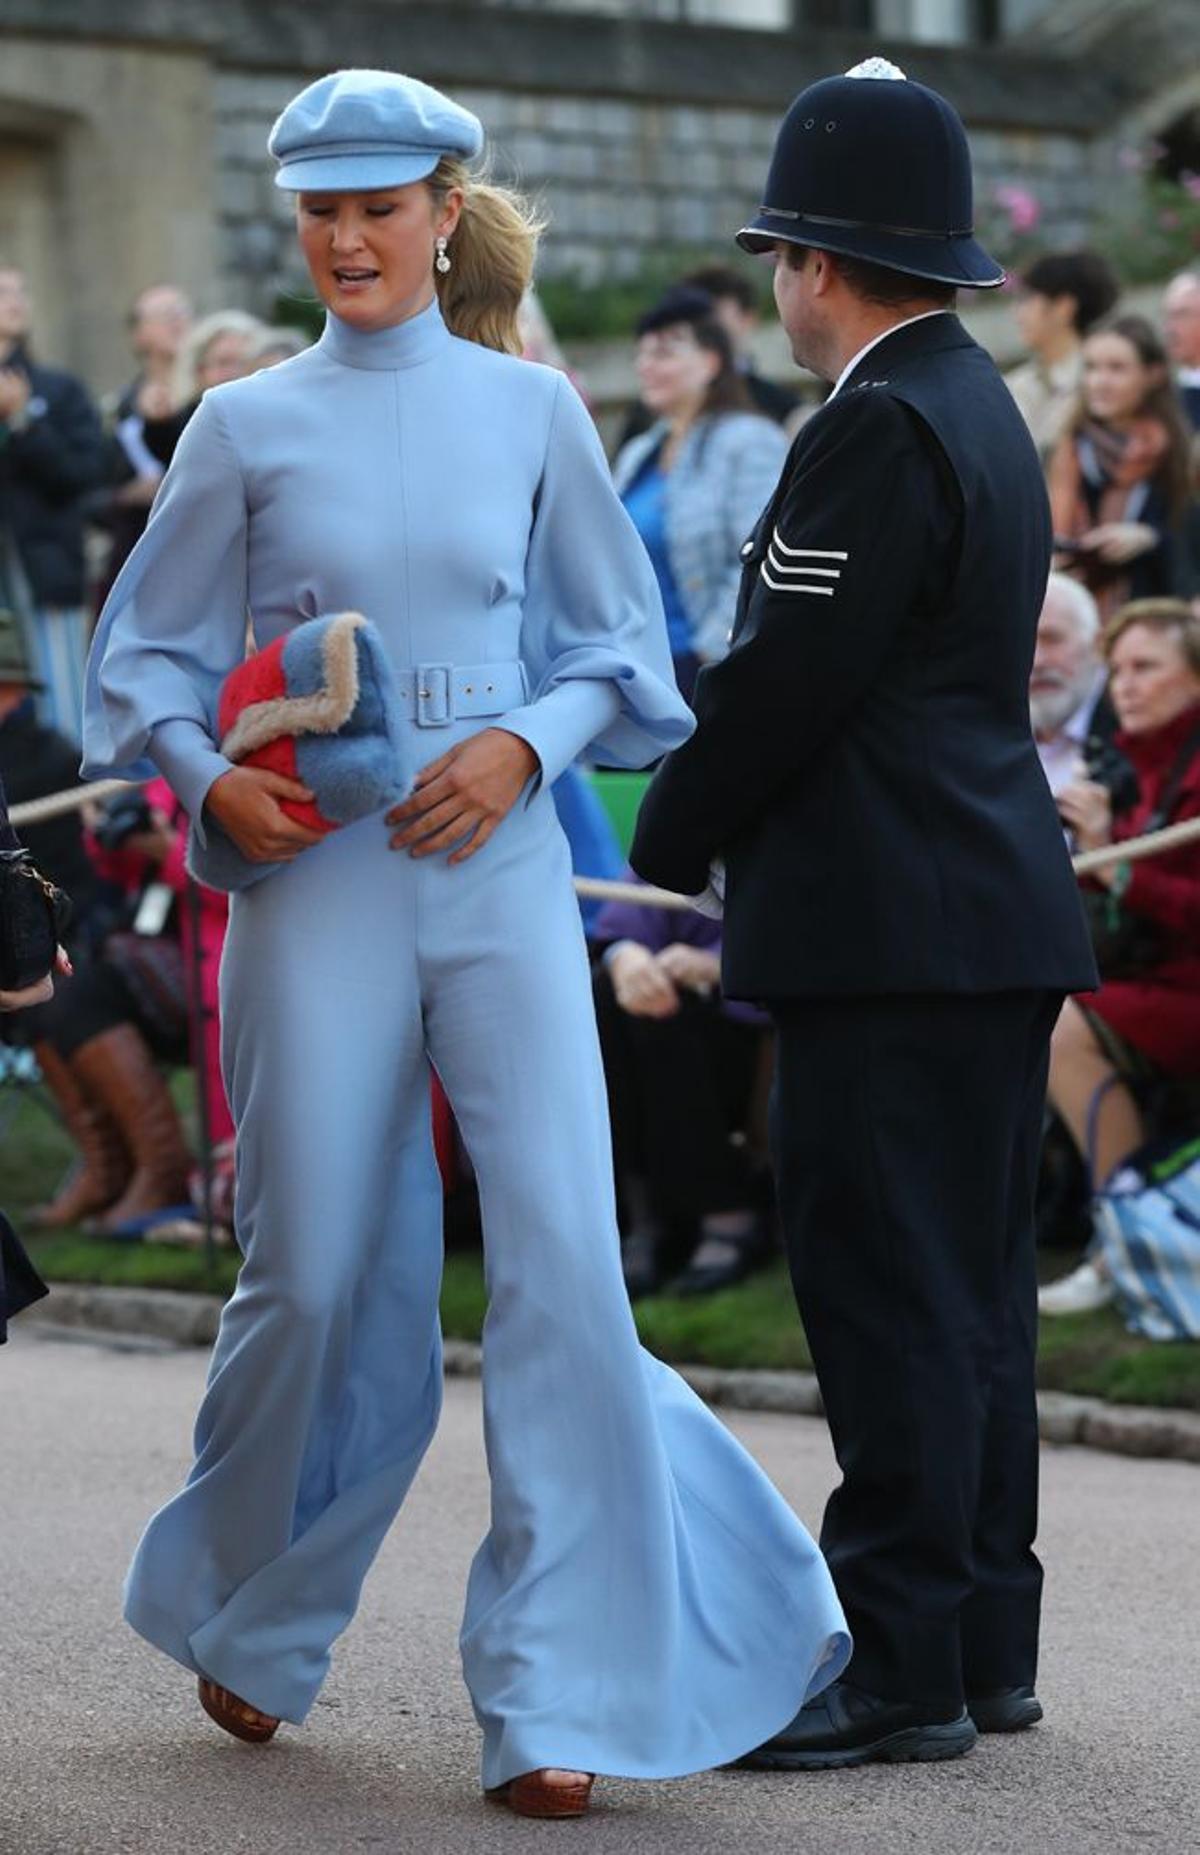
[204,766,322,864]
[1082,522,1158,566]
[1057,778,1112,852]
[608,943,680,1019]
[657,942,720,996]
[386,728,539,864]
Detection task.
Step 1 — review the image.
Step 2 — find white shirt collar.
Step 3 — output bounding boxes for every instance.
[827,310,954,402]
[1177,365,1200,389]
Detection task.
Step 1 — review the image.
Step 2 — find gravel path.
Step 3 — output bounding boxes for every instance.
[2,1325,1195,1855]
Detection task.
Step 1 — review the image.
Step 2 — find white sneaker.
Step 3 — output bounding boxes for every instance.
[1038,1260,1114,1317]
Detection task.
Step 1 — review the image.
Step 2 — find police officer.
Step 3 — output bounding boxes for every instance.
[631,61,1097,1769]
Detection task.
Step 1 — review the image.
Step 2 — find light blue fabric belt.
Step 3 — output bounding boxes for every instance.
[392,660,528,727]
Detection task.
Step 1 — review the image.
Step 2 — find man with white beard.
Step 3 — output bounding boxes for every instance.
[1029,573,1109,799]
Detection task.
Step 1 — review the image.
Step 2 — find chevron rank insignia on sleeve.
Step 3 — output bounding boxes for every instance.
[761,530,848,596]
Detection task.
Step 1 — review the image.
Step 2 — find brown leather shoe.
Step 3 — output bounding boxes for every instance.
[26,1041,131,1228]
[197,1677,280,1744]
[69,1025,192,1234]
[486,1770,595,1818]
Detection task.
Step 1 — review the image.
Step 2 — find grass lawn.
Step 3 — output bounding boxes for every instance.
[5,1083,1198,1412]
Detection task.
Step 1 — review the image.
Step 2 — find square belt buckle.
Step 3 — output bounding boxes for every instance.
[415,663,454,726]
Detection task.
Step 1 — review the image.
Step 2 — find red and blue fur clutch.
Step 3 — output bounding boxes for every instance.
[188,611,410,892]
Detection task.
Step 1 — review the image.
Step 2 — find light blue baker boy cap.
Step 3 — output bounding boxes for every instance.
[269,68,484,193]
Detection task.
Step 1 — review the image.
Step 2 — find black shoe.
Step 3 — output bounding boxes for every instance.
[739,1682,978,1771]
[668,1219,770,1297]
[967,1687,1043,1733]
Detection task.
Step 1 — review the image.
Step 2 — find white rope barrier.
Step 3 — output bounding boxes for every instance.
[9,778,136,826]
[10,777,1200,907]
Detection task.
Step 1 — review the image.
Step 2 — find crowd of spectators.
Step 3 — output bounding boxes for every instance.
[1,251,1199,1322]
[1004,255,1200,1312]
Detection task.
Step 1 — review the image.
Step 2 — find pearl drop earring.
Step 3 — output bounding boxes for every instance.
[435,236,451,275]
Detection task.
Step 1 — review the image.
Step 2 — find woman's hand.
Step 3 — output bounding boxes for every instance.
[386,729,539,864]
[1057,778,1113,853]
[608,942,680,1019]
[204,766,323,864]
[656,942,720,996]
[1081,522,1158,566]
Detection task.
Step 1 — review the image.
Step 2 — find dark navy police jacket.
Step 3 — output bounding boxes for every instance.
[631,314,1098,1001]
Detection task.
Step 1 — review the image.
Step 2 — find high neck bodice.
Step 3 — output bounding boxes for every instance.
[317,299,450,372]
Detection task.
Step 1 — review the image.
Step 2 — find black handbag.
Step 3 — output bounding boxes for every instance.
[0,849,70,992]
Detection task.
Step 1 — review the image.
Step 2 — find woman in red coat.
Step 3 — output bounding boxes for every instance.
[1042,597,1200,1313]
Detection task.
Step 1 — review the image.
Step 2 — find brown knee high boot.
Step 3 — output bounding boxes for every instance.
[27,1041,132,1229]
[70,1026,193,1234]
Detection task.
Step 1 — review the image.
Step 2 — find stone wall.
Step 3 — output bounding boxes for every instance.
[215,68,1103,323]
[0,0,1158,388]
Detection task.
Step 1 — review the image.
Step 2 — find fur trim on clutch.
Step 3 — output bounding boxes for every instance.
[219,611,367,763]
[190,611,411,894]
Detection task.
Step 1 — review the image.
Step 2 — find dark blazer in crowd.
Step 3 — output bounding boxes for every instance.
[0,770,50,1339]
[0,344,105,607]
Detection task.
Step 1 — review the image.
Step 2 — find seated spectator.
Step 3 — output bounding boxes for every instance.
[0,605,101,951]
[1006,250,1119,460]
[613,287,787,700]
[1041,598,1200,1314]
[593,873,773,1299]
[26,776,231,1236]
[618,263,800,450]
[1048,314,1194,621]
[0,264,105,743]
[1030,573,1122,804]
[682,264,801,430]
[140,309,266,471]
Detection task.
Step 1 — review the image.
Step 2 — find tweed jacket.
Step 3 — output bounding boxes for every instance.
[613,411,787,663]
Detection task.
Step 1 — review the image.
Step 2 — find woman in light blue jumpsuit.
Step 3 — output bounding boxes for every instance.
[81,70,849,1808]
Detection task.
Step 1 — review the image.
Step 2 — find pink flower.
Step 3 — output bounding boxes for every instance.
[1182,173,1200,201]
[1117,144,1146,173]
[993,184,1041,233]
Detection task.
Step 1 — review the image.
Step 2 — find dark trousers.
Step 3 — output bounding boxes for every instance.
[593,966,761,1223]
[770,990,1061,1709]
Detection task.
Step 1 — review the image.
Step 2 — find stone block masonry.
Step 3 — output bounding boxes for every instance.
[215,70,1099,315]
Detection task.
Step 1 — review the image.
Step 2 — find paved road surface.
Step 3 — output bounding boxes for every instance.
[2,1326,1196,1855]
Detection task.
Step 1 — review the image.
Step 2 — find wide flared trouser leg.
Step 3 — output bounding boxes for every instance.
[421,804,849,1791]
[123,842,446,1722]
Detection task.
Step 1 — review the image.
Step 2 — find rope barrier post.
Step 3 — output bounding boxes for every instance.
[184,873,218,1284]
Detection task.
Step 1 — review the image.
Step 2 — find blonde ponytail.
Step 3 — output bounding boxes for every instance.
[427,158,544,356]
